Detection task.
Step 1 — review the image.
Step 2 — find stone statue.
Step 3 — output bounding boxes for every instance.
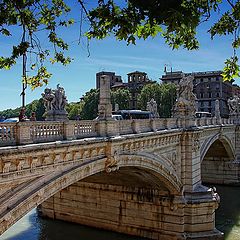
[173,74,197,118]
[42,85,68,121]
[146,98,159,118]
[42,88,55,111]
[228,95,240,115]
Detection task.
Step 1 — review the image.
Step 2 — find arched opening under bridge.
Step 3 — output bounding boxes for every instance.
[201,139,237,185]
[38,166,185,240]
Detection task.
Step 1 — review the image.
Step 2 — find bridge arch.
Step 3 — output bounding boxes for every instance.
[201,133,237,185]
[200,133,235,162]
[1,153,182,235]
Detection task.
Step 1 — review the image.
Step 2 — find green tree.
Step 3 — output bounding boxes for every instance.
[0,108,20,119]
[80,89,99,120]
[34,98,45,120]
[0,98,45,120]
[0,0,239,85]
[138,83,176,117]
[66,102,83,120]
[0,0,73,89]
[111,88,131,110]
[87,0,239,80]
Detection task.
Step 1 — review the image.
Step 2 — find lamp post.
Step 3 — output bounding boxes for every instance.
[19,49,27,122]
[21,51,27,108]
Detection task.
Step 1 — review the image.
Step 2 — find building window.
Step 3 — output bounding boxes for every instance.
[200,92,204,98]
[216,76,219,81]
[208,92,212,98]
[200,78,203,82]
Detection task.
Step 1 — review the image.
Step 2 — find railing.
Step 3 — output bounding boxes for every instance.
[30,121,64,143]
[195,117,232,127]
[0,123,17,146]
[0,116,234,147]
[74,120,98,138]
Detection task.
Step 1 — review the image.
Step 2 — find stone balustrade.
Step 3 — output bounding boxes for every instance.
[195,117,232,127]
[0,117,234,147]
[30,121,64,143]
[0,122,17,145]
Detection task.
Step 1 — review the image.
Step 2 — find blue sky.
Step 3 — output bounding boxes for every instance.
[0,1,239,111]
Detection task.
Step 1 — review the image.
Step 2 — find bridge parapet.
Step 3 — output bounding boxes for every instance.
[0,117,234,147]
[195,117,231,127]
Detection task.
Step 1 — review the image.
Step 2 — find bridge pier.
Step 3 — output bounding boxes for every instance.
[38,181,222,240]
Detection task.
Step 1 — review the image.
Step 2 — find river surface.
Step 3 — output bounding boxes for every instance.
[1,185,240,240]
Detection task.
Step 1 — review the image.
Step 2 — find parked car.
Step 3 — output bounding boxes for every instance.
[0,118,19,135]
[95,114,123,120]
[195,112,211,118]
[3,117,19,123]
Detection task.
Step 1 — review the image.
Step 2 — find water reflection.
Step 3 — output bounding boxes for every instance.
[1,185,240,240]
[215,185,240,240]
[1,209,145,240]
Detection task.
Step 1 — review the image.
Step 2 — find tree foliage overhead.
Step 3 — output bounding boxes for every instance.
[0,0,73,89]
[87,0,239,79]
[0,0,239,87]
[138,83,177,118]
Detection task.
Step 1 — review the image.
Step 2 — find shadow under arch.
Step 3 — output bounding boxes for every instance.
[200,133,235,163]
[1,153,182,235]
[201,132,237,186]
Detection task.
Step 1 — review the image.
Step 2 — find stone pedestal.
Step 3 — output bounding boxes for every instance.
[16,122,33,145]
[45,110,68,121]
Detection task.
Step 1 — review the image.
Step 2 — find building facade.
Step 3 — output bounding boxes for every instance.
[96,71,155,109]
[96,71,123,89]
[161,71,234,117]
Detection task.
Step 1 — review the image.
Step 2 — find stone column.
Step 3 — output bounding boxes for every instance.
[97,75,119,137]
[98,75,112,121]
[214,99,222,125]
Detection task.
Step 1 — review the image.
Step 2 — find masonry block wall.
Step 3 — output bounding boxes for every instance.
[38,181,186,240]
[38,181,220,240]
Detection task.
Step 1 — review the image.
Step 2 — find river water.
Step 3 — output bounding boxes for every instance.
[1,185,240,240]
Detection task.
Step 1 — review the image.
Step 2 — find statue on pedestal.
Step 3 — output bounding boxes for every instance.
[42,84,68,121]
[146,98,159,118]
[228,95,240,115]
[172,74,197,118]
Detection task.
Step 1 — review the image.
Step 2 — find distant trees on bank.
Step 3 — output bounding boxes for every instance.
[0,83,176,120]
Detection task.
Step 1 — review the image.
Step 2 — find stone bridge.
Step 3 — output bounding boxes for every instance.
[1,75,240,240]
[0,115,240,240]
